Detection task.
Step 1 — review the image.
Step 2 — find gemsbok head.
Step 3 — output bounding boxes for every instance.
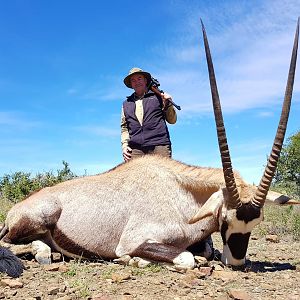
[189,18,299,266]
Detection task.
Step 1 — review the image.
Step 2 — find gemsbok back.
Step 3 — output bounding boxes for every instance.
[0,20,299,276]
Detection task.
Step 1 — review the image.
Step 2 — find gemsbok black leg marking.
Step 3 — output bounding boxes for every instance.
[131,242,184,263]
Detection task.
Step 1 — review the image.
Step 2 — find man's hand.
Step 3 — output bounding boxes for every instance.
[161,92,172,110]
[122,146,132,162]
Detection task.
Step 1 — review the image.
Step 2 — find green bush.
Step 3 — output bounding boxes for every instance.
[0,161,77,205]
[257,205,300,240]
[273,130,300,199]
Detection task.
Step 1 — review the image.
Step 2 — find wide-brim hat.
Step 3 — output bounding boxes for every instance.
[123,67,152,88]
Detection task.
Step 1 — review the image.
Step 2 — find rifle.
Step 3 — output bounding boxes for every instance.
[148,77,181,111]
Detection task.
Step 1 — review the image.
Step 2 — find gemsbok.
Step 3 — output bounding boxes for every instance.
[0,19,299,277]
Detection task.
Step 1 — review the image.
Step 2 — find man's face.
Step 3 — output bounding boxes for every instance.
[130,74,147,95]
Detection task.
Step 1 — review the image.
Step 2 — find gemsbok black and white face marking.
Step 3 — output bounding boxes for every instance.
[199,18,299,266]
[219,203,263,265]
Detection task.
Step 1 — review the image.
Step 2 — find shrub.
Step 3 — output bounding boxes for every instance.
[0,161,77,205]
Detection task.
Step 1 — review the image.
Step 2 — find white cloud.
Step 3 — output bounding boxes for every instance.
[257,111,274,118]
[145,1,300,116]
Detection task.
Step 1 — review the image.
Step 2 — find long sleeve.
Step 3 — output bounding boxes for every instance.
[164,104,177,124]
[121,106,130,152]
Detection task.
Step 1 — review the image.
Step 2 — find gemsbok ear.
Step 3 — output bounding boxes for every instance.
[189,189,224,224]
[266,190,300,206]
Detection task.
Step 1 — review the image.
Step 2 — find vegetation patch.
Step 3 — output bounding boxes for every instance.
[0,161,76,222]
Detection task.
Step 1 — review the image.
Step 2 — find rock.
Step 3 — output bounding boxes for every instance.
[121,295,134,300]
[128,257,151,268]
[59,284,67,293]
[228,289,251,300]
[165,265,186,273]
[92,293,112,300]
[0,291,5,299]
[287,295,300,300]
[113,255,131,265]
[58,264,70,273]
[51,252,62,262]
[43,264,60,271]
[181,271,201,287]
[212,270,238,282]
[47,286,60,295]
[0,279,23,288]
[111,272,131,282]
[194,256,208,266]
[198,266,213,276]
[213,264,224,271]
[265,234,280,243]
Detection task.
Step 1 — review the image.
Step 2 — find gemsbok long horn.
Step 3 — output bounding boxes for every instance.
[252,18,299,208]
[200,19,241,209]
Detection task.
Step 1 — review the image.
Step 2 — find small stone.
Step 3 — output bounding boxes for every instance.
[43,264,60,271]
[91,293,112,300]
[181,272,201,287]
[58,264,69,273]
[213,264,224,271]
[111,272,131,282]
[59,284,67,293]
[198,266,213,276]
[128,257,151,268]
[48,286,60,295]
[165,265,186,273]
[265,234,280,243]
[51,252,62,262]
[228,289,251,300]
[194,256,208,266]
[182,270,197,282]
[113,255,131,265]
[287,295,300,300]
[121,295,134,300]
[212,270,238,282]
[0,279,23,288]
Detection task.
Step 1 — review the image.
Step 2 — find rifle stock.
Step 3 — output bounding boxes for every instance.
[150,86,181,111]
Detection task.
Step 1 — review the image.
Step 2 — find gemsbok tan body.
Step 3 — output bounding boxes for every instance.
[0,19,299,274]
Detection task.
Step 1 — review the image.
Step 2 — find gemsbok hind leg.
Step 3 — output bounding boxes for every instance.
[116,240,195,269]
[131,241,195,269]
[187,236,214,260]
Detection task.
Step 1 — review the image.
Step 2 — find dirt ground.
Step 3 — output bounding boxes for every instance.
[0,232,300,300]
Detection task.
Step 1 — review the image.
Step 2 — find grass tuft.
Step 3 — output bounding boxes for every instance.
[255,205,300,240]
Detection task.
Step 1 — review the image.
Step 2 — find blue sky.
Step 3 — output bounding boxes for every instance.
[0,0,299,184]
